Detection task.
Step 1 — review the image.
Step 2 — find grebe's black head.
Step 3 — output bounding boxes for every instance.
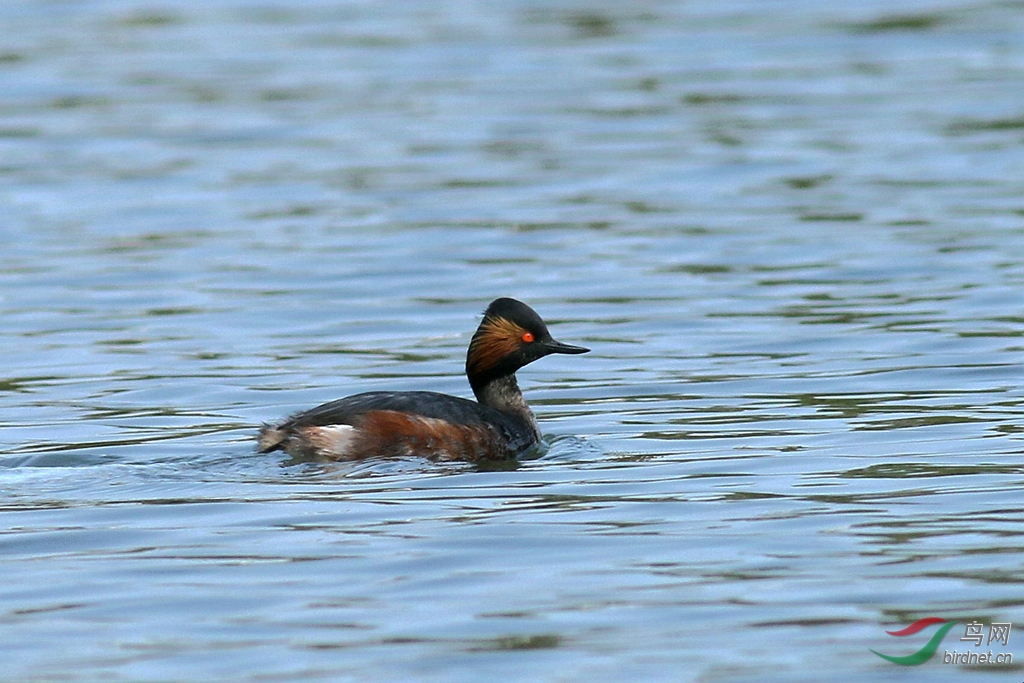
[466,297,589,391]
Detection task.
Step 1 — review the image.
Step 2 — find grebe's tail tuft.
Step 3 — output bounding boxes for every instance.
[256,424,287,453]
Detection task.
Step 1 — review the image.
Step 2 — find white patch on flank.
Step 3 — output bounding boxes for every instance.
[306,424,357,458]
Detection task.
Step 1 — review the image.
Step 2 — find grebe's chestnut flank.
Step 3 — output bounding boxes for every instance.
[256,298,589,461]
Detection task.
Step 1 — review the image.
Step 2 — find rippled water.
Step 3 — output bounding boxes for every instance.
[2,1,1024,681]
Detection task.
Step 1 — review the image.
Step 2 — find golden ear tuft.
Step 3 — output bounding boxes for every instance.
[469,316,530,374]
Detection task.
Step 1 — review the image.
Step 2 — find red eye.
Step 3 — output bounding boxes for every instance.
[521,332,535,343]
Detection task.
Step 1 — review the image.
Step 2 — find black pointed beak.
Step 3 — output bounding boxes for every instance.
[542,339,590,355]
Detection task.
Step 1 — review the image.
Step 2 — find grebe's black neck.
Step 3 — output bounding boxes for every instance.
[462,298,588,442]
[470,373,540,439]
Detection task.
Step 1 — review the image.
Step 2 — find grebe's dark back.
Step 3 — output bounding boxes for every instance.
[257,298,589,461]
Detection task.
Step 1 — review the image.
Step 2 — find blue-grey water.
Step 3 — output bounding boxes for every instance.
[2,1,1024,681]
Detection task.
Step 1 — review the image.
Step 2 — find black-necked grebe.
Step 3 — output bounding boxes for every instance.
[257,298,589,461]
